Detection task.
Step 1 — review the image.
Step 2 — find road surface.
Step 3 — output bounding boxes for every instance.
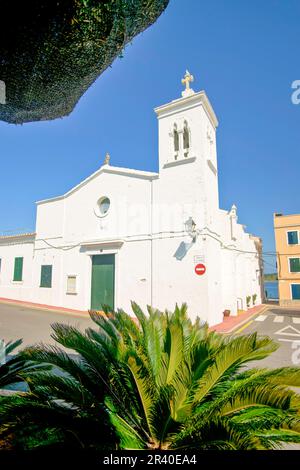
[0,301,93,350]
[234,306,300,369]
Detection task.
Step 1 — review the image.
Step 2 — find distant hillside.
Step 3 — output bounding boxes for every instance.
[264,273,278,281]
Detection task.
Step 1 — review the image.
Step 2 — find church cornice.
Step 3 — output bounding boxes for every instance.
[0,232,36,246]
[36,166,159,205]
[154,90,219,129]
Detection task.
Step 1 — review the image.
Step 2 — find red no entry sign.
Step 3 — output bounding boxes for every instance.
[195,263,206,276]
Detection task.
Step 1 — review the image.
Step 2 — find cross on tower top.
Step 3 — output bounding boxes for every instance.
[181,70,195,97]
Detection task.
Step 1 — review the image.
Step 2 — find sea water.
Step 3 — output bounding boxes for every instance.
[264,281,279,300]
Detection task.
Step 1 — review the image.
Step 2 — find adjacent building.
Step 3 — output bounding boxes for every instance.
[274,213,300,306]
[0,72,263,325]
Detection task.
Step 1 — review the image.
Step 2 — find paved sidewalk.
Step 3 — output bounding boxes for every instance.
[210,304,269,334]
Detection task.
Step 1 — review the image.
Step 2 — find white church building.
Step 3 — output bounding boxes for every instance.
[0,72,263,325]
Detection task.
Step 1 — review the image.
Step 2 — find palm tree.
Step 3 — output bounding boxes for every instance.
[1,303,300,450]
[0,339,45,390]
[0,339,51,450]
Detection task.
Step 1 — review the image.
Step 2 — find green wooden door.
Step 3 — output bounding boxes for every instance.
[91,254,115,310]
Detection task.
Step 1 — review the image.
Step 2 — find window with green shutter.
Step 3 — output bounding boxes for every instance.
[292,284,300,300]
[40,265,52,288]
[287,231,299,245]
[13,257,23,281]
[289,258,300,273]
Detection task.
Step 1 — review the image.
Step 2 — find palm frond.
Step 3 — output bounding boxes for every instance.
[127,354,155,438]
[148,385,179,448]
[106,397,145,450]
[191,333,278,405]
[0,339,49,389]
[4,339,23,355]
[254,429,300,449]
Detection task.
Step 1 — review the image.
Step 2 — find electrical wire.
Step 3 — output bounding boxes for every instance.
[35,228,270,259]
[26,226,299,281]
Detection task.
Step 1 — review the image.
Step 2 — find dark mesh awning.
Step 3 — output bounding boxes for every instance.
[0,0,169,124]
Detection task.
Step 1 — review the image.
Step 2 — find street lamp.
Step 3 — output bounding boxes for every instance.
[184,217,197,241]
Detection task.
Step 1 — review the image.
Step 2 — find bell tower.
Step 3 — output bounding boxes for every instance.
[154,71,220,225]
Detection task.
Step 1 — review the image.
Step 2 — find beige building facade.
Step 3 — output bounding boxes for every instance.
[274,213,300,306]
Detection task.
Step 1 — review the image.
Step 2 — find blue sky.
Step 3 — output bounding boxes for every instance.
[1,0,300,273]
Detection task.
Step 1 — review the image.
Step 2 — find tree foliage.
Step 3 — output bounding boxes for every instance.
[1,304,300,450]
[0,339,48,390]
[0,0,169,124]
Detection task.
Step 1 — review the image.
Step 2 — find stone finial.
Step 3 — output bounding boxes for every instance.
[230,204,238,219]
[104,152,110,165]
[181,70,195,97]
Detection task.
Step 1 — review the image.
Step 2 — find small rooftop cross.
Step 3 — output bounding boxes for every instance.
[181,70,194,97]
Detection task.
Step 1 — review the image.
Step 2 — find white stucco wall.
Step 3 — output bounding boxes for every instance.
[0,238,35,301]
[0,86,263,325]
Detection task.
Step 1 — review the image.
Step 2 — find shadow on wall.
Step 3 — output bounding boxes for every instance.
[173,241,194,261]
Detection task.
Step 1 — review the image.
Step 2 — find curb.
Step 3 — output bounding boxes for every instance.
[216,305,270,334]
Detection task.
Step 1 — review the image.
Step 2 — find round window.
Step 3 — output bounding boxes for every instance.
[98,197,110,216]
